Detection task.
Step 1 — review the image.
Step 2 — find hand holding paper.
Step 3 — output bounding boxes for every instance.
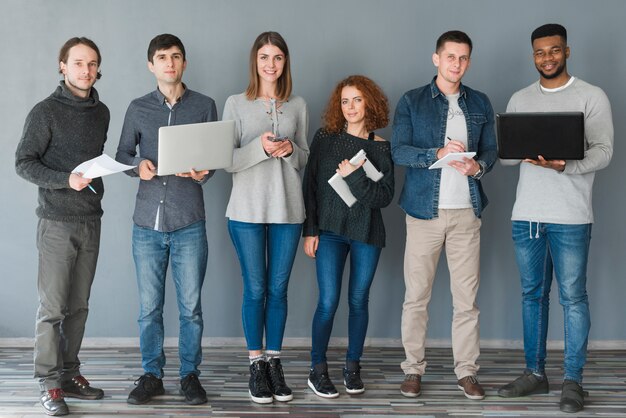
[72,154,136,179]
[428,152,476,170]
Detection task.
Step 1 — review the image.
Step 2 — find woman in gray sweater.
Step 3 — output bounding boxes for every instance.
[223,31,309,405]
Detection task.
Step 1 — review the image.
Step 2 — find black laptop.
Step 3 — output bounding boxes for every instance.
[496,112,584,160]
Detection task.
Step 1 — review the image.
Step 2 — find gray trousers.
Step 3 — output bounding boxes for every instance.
[34,218,101,391]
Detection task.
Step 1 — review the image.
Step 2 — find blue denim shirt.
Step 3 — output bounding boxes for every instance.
[391,77,497,219]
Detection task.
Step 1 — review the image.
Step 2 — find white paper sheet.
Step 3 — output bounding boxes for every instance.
[428,152,476,170]
[72,154,136,179]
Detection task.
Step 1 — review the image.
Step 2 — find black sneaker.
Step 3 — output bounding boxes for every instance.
[308,362,339,399]
[62,375,104,400]
[267,358,293,402]
[249,360,273,404]
[560,380,584,413]
[343,360,364,394]
[40,388,69,416]
[180,373,207,405]
[498,369,549,398]
[127,373,165,405]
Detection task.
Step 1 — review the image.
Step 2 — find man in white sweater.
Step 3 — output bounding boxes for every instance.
[498,24,613,414]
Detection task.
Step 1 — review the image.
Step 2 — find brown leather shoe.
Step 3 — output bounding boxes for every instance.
[457,375,485,400]
[400,374,421,397]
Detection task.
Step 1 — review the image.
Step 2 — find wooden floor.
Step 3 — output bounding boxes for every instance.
[1,345,625,417]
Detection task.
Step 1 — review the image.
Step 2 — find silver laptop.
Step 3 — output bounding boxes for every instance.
[157,120,235,176]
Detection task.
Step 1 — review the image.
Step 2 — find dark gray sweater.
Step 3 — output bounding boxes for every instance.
[302,129,394,248]
[15,82,110,221]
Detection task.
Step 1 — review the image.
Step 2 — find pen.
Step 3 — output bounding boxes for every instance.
[87,184,97,194]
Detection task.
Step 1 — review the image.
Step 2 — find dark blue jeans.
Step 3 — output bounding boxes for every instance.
[228,220,301,351]
[512,221,592,383]
[311,231,382,367]
[132,221,207,379]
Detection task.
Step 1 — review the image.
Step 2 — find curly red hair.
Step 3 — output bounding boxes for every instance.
[323,75,389,133]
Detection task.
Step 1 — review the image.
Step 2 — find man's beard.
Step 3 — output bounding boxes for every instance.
[537,62,566,80]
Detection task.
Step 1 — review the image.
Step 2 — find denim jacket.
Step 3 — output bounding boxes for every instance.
[391,77,497,219]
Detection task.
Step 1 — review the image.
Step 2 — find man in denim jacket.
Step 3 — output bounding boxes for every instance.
[391,30,497,400]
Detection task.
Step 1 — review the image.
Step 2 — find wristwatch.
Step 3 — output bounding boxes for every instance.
[471,163,484,180]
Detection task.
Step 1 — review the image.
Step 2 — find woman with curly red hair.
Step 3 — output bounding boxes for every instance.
[302,75,394,398]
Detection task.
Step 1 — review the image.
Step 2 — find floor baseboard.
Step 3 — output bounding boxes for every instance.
[1,336,624,349]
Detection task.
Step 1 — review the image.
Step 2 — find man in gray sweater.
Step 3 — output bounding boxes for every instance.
[116,34,217,406]
[498,24,613,413]
[15,37,109,416]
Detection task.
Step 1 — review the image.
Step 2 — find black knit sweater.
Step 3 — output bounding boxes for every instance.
[15,82,110,221]
[302,128,394,247]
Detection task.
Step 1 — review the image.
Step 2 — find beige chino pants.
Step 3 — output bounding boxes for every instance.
[400,209,481,379]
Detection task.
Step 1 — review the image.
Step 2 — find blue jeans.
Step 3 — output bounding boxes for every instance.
[132,221,207,378]
[311,231,382,367]
[512,221,591,383]
[228,220,301,351]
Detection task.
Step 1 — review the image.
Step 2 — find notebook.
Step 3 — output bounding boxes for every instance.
[328,149,383,207]
[496,112,584,160]
[157,120,235,176]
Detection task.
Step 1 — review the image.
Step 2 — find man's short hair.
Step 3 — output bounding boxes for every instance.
[58,37,102,78]
[436,30,473,54]
[531,23,567,43]
[147,34,186,63]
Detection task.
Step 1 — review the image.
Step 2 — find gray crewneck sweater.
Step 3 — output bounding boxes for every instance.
[503,78,613,224]
[15,82,110,221]
[223,93,309,223]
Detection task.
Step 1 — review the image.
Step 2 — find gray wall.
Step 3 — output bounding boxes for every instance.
[1,0,624,344]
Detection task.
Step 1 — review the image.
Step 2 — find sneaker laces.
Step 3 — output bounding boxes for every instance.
[134,374,155,388]
[405,374,420,382]
[253,364,271,391]
[269,362,285,386]
[318,371,333,386]
[465,375,479,385]
[47,388,65,401]
[182,373,200,390]
[73,375,91,387]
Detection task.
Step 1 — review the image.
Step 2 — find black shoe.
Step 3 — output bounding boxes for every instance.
[267,358,293,402]
[40,388,69,416]
[498,370,549,397]
[308,362,338,399]
[249,360,273,404]
[180,373,207,405]
[127,373,165,405]
[343,360,364,395]
[61,375,104,400]
[560,380,584,413]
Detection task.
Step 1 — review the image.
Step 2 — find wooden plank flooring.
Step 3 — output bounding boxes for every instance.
[0,346,625,417]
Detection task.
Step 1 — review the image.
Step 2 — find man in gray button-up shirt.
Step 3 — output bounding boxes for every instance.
[115,33,217,406]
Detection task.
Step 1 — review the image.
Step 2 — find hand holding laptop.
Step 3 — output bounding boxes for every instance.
[140,159,209,181]
[523,155,566,172]
[176,168,210,181]
[336,158,366,177]
[139,159,157,180]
